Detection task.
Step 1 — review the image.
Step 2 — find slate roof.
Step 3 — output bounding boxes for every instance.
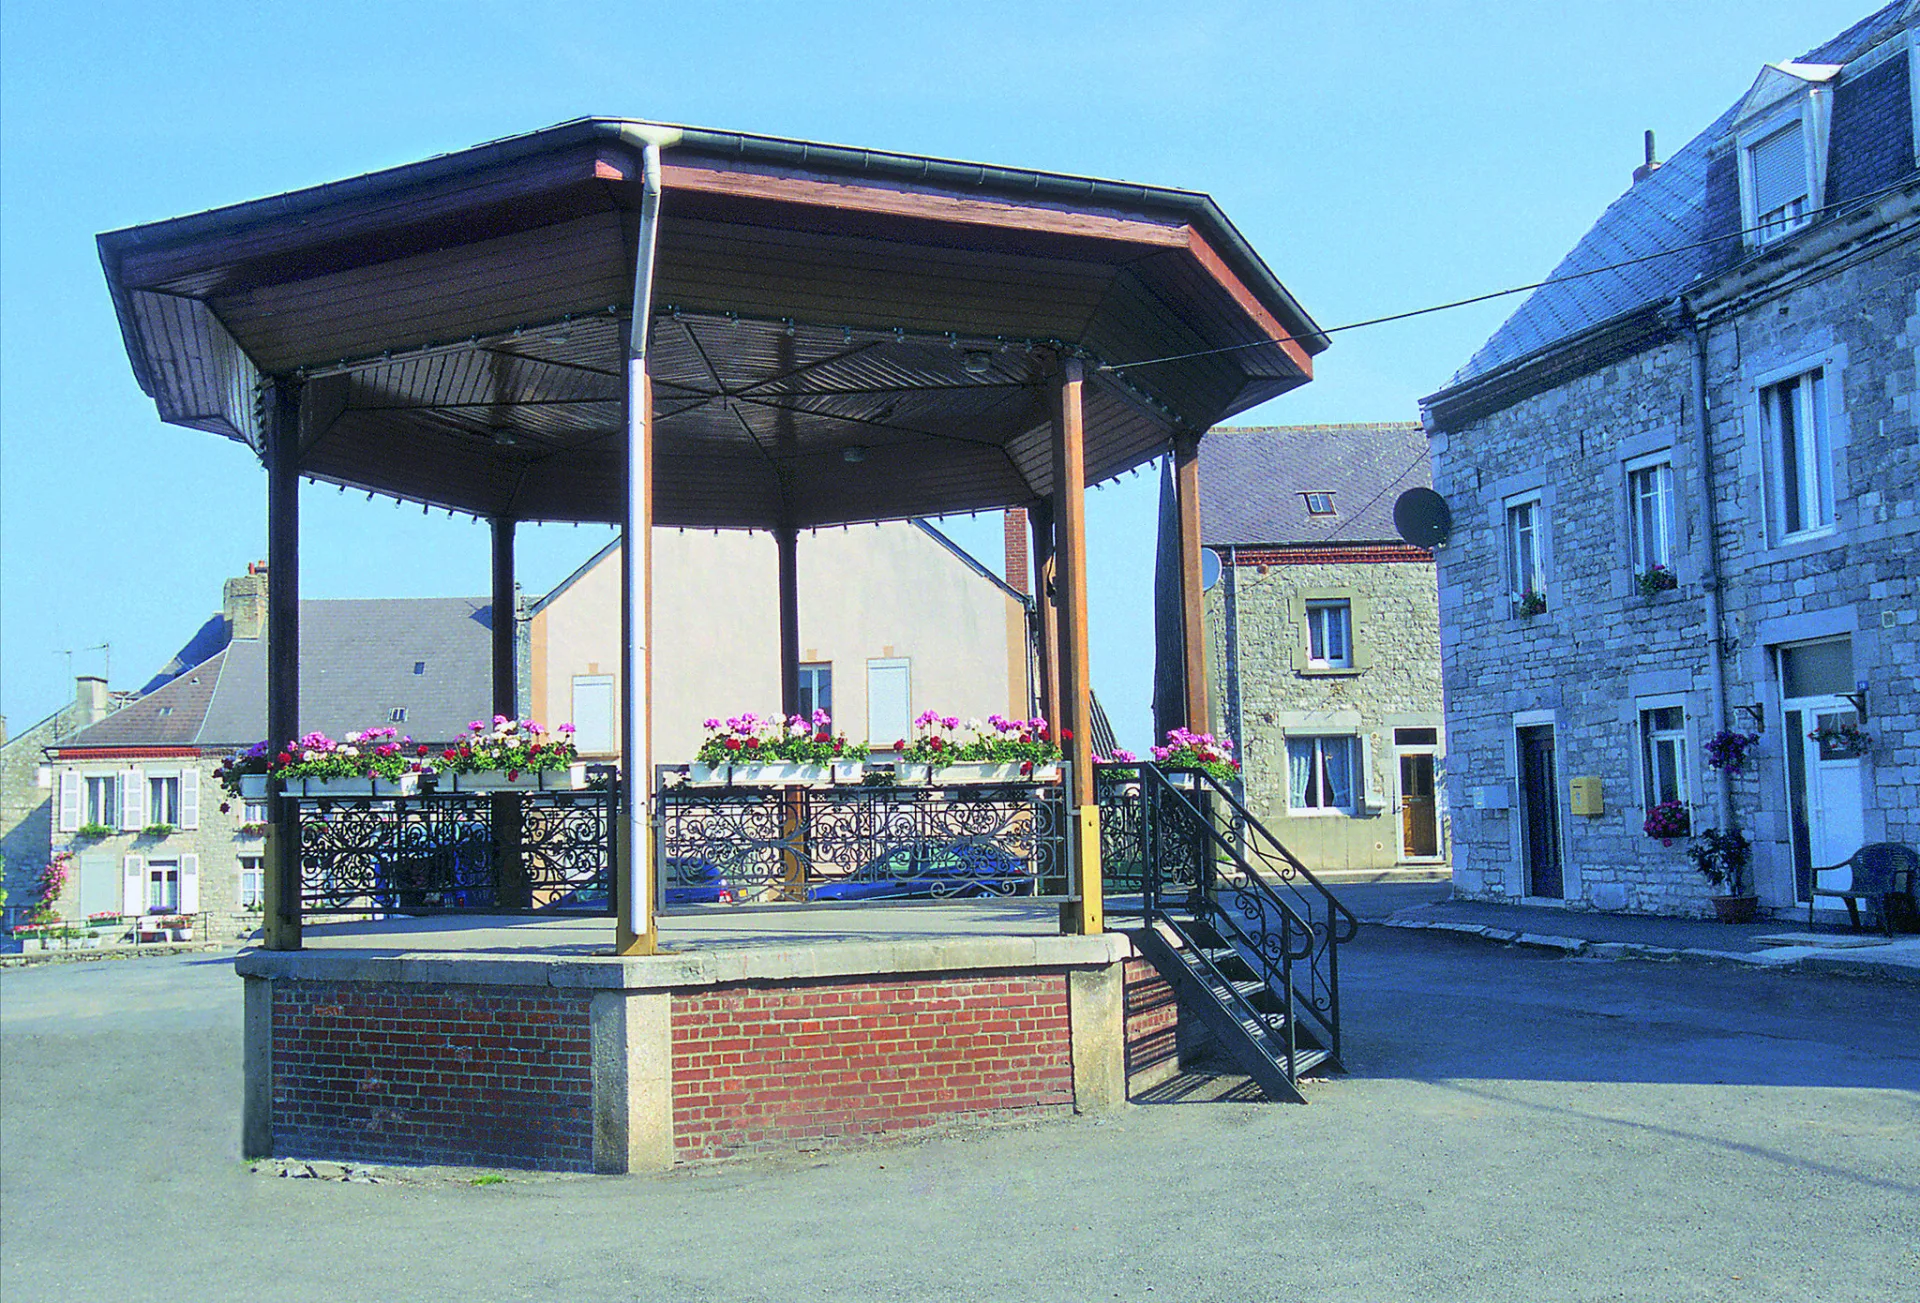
[1195,423,1431,547]
[1441,3,1916,391]
[61,598,493,750]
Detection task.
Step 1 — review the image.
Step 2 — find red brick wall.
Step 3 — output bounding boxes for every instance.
[1124,955,1215,1095]
[272,981,594,1171]
[671,971,1073,1161]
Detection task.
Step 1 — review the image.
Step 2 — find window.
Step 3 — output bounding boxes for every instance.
[148,861,180,912]
[1506,496,1546,609]
[798,662,833,720]
[1640,705,1689,809]
[413,661,427,675]
[148,775,180,826]
[85,776,117,827]
[1305,601,1352,670]
[1627,458,1676,571]
[242,799,270,824]
[571,674,616,755]
[1288,736,1357,813]
[1763,368,1833,540]
[390,707,407,723]
[1749,123,1810,244]
[1394,728,1438,746]
[239,856,265,909]
[1302,492,1336,516]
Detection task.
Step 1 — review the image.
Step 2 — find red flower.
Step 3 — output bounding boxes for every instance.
[276,753,292,766]
[507,769,520,782]
[815,731,831,743]
[929,737,944,751]
[893,739,906,751]
[442,749,458,761]
[1020,761,1033,775]
[219,802,232,814]
[723,737,742,752]
[744,737,760,749]
[417,744,429,756]
[1062,729,1073,742]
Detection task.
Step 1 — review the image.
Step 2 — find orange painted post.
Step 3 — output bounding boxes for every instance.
[1173,436,1210,734]
[1051,358,1102,935]
[1029,498,1060,734]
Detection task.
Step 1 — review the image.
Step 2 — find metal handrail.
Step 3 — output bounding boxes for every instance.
[1179,765,1361,945]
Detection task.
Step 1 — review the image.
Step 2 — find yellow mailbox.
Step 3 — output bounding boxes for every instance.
[1569,775,1604,816]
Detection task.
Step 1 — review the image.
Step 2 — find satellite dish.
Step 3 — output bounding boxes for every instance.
[1201,548,1223,591]
[1393,487,1452,547]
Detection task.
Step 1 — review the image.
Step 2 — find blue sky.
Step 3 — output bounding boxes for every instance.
[0,0,1876,749]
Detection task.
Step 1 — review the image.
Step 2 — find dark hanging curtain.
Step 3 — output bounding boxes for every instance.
[1150,454,1183,744]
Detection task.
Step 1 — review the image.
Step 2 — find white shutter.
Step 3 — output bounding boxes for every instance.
[179,855,200,915]
[1750,124,1806,215]
[867,658,912,745]
[120,770,145,831]
[1359,734,1380,810]
[58,771,80,832]
[180,768,200,830]
[123,856,144,916]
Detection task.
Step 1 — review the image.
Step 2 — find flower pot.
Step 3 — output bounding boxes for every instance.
[893,764,931,786]
[293,776,377,797]
[171,926,193,942]
[450,764,585,792]
[687,763,730,786]
[939,762,1026,784]
[1710,894,1759,924]
[728,762,829,787]
[830,761,865,785]
[371,773,423,797]
[238,774,269,799]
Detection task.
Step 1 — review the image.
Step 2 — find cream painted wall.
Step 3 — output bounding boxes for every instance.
[530,522,1027,765]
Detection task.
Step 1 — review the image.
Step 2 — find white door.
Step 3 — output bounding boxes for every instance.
[867,658,910,747]
[1779,638,1864,905]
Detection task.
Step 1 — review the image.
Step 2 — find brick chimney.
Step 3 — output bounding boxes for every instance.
[1003,508,1030,595]
[74,675,112,727]
[224,562,269,640]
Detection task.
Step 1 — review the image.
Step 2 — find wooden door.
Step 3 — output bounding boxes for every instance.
[1400,754,1439,859]
[1518,726,1562,898]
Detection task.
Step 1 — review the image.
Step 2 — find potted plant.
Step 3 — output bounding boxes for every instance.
[894,712,1061,783]
[214,741,276,800]
[1704,728,1761,773]
[1150,728,1241,786]
[1514,588,1549,618]
[691,711,868,786]
[436,717,585,791]
[1688,827,1756,923]
[1807,720,1871,760]
[1634,563,1678,598]
[1642,800,1691,846]
[275,728,437,795]
[74,822,113,841]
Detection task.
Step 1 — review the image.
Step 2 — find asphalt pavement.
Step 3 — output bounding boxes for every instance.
[3,914,1916,1302]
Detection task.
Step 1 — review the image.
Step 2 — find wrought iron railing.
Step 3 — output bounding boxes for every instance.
[1098,762,1356,1062]
[654,766,1070,907]
[292,784,616,915]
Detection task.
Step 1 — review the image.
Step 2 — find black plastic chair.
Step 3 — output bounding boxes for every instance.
[1809,843,1919,936]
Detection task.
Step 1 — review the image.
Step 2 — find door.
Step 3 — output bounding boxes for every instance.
[1399,754,1439,859]
[1779,639,1865,903]
[1517,725,1562,898]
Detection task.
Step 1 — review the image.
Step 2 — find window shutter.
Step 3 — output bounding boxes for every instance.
[180,768,200,830]
[120,770,145,831]
[1751,124,1806,214]
[179,855,200,915]
[58,771,80,832]
[123,856,144,916]
[1359,734,1381,809]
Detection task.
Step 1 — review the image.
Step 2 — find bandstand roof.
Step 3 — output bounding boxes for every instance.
[99,118,1326,529]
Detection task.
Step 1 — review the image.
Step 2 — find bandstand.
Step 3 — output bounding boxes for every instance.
[99,120,1333,1170]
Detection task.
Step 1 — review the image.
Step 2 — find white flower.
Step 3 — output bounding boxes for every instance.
[344,731,361,744]
[343,746,360,758]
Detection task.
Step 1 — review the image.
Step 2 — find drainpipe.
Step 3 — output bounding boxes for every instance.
[1679,301,1733,836]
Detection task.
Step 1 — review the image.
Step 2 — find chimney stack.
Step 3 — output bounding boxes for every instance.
[1632,129,1661,184]
[224,562,269,640]
[75,675,111,727]
[1003,508,1030,595]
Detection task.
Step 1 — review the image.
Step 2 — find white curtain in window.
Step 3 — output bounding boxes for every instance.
[1323,739,1354,809]
[1288,739,1312,807]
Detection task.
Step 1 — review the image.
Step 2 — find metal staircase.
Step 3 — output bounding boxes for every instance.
[1099,763,1358,1103]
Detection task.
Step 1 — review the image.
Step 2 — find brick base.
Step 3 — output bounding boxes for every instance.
[1122,954,1217,1094]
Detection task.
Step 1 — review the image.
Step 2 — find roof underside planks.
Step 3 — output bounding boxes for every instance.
[99,119,1325,529]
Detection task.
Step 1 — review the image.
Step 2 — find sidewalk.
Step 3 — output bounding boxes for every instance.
[1386,896,1920,983]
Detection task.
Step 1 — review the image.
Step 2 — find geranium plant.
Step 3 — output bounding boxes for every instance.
[1643,800,1691,845]
[213,740,276,800]
[437,717,580,777]
[1704,728,1760,773]
[1151,728,1241,785]
[1634,564,1678,598]
[1807,720,1870,759]
[279,728,431,783]
[1514,589,1549,617]
[693,711,869,767]
[896,712,1062,773]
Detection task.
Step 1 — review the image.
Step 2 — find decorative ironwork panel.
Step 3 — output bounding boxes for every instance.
[656,772,1069,906]
[294,786,614,915]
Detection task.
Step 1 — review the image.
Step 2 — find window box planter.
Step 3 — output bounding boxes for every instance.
[238,774,270,800]
[686,763,730,786]
[288,773,430,797]
[724,762,830,787]
[447,763,587,793]
[936,762,1060,784]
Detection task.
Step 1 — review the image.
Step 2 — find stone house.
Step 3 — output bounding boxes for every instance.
[1159,424,1445,872]
[0,677,135,928]
[524,517,1034,765]
[1419,5,1919,917]
[43,571,491,940]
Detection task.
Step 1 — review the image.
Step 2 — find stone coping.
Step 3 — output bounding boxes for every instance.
[236,931,1135,992]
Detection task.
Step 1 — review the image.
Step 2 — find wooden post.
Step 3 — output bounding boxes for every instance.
[776,526,801,719]
[1173,436,1210,734]
[264,378,302,951]
[1029,498,1060,732]
[1051,359,1102,935]
[490,517,526,908]
[617,370,657,955]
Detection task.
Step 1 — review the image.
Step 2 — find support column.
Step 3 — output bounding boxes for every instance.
[1173,436,1210,734]
[490,517,527,908]
[776,525,801,719]
[617,138,664,957]
[1029,498,1060,732]
[1051,358,1102,935]
[264,377,302,951]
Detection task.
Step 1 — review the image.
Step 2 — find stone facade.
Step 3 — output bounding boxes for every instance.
[0,679,124,928]
[1427,120,1919,916]
[1209,549,1445,871]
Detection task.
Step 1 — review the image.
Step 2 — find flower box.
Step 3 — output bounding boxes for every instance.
[449,763,586,792]
[687,763,731,786]
[238,774,270,799]
[726,762,829,787]
[937,762,1059,783]
[893,764,932,786]
[829,761,865,785]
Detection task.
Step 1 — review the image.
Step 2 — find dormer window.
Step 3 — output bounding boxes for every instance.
[1733,61,1837,250]
[1303,492,1336,516]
